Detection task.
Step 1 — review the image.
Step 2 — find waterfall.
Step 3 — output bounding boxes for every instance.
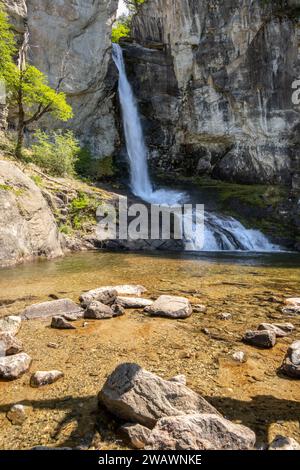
[112,44,280,252]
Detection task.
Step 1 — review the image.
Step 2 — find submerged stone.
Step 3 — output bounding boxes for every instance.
[30,370,64,388]
[0,353,32,380]
[144,295,192,319]
[22,299,84,320]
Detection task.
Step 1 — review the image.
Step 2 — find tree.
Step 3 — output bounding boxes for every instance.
[123,0,146,12]
[112,15,131,43]
[0,2,73,158]
[13,65,73,158]
[0,2,16,86]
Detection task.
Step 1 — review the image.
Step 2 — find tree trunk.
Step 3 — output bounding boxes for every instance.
[15,83,24,159]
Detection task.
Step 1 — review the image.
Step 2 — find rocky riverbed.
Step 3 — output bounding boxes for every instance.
[0,251,299,449]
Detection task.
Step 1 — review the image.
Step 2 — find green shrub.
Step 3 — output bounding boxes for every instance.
[75,147,115,181]
[112,22,130,43]
[30,175,43,187]
[31,130,80,177]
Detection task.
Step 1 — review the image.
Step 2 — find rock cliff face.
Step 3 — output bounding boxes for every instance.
[0,160,63,267]
[125,0,300,186]
[4,0,119,158]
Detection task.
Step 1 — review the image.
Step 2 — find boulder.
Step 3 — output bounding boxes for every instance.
[269,435,300,450]
[7,404,27,425]
[280,341,300,379]
[231,351,248,364]
[30,370,64,388]
[117,297,153,309]
[144,295,192,319]
[282,299,300,315]
[0,332,23,356]
[0,353,32,380]
[0,316,22,336]
[145,414,256,450]
[110,285,147,296]
[22,299,84,320]
[273,323,295,333]
[257,323,290,338]
[84,301,114,320]
[51,316,76,330]
[192,304,207,313]
[120,423,151,449]
[80,288,117,308]
[243,330,276,349]
[99,363,219,428]
[0,161,63,268]
[111,304,125,317]
[62,312,84,322]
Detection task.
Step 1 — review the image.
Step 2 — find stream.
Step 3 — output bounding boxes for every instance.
[0,251,299,449]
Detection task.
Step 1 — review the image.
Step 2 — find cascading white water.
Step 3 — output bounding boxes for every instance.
[112,43,183,206]
[112,44,280,252]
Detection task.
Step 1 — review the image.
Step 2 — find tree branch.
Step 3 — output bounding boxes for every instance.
[24,104,52,126]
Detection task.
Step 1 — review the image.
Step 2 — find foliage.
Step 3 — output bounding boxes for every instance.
[30,174,43,187]
[31,130,80,177]
[0,2,73,157]
[112,21,130,43]
[112,1,146,42]
[75,147,115,181]
[15,66,73,123]
[69,191,98,231]
[0,2,17,88]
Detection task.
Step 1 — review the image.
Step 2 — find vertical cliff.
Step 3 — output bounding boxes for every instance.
[124,0,300,186]
[3,0,119,158]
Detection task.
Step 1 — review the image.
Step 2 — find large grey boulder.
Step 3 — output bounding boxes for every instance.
[84,301,114,320]
[144,295,192,319]
[22,299,84,320]
[0,332,23,356]
[0,161,63,267]
[280,341,300,379]
[0,353,32,380]
[243,330,276,348]
[107,285,147,296]
[80,288,117,308]
[0,316,22,336]
[145,414,256,450]
[99,363,219,428]
[117,297,153,309]
[257,323,291,338]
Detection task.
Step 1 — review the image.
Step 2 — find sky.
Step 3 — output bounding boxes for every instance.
[117,0,129,17]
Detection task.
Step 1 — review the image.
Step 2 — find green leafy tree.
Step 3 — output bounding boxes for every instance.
[112,20,130,43]
[0,2,73,158]
[31,130,80,177]
[0,2,16,87]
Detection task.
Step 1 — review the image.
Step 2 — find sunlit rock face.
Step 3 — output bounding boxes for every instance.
[5,0,119,158]
[125,0,300,185]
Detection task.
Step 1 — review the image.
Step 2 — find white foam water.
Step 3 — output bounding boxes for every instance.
[112,43,280,252]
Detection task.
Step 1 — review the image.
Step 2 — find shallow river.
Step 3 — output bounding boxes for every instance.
[0,251,299,449]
